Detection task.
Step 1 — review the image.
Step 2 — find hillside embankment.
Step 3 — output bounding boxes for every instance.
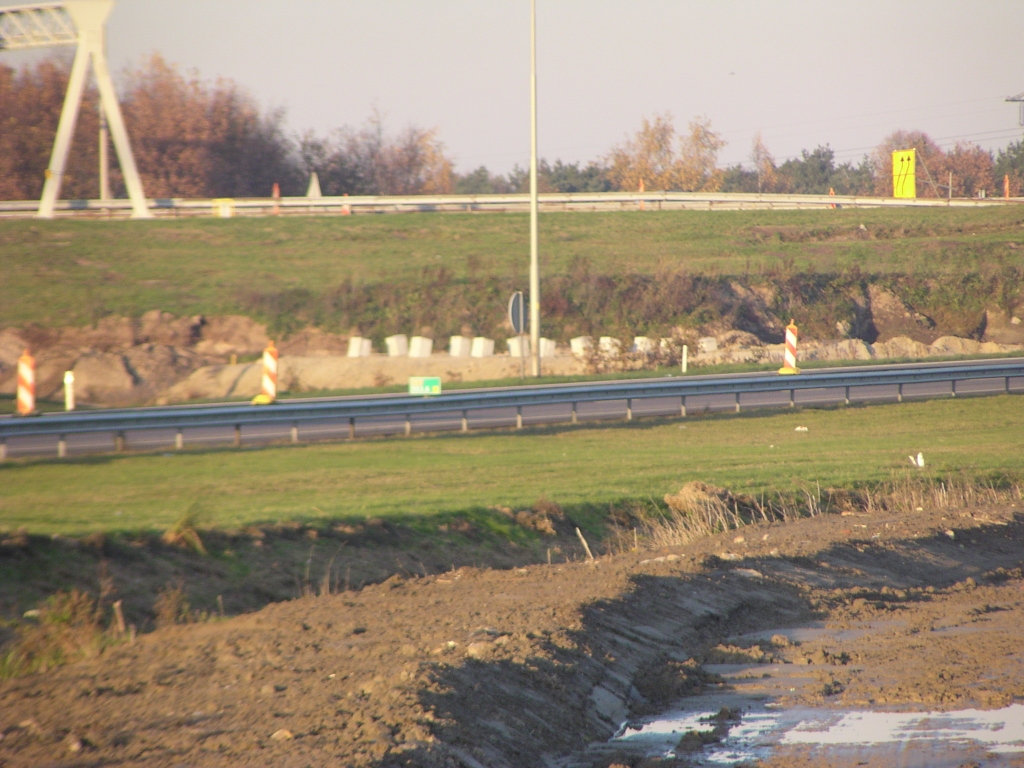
[1,276,1022,407]
[1,498,1022,767]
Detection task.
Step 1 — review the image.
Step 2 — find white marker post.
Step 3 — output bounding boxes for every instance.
[682,345,688,374]
[64,370,75,411]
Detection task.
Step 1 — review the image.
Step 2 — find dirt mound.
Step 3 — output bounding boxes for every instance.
[2,503,1023,767]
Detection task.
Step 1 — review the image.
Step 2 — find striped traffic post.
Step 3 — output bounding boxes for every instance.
[778,320,801,375]
[261,341,278,401]
[16,349,35,415]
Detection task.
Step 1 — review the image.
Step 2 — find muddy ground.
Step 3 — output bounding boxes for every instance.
[2,502,1024,767]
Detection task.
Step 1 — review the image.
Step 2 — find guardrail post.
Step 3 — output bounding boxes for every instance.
[0,439,6,462]
[1006,376,1011,394]
[680,396,687,417]
[405,415,412,436]
[844,386,850,406]
[115,431,125,453]
[789,389,795,408]
[461,410,468,432]
[571,402,577,424]
[233,425,241,447]
[951,381,957,398]
[291,425,299,444]
[175,429,183,450]
[735,393,741,413]
[626,398,633,421]
[516,406,523,430]
[58,435,67,459]
[349,417,355,439]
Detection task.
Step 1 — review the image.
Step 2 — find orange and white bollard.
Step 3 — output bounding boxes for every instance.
[262,341,278,400]
[272,182,281,215]
[828,187,836,209]
[778,320,800,375]
[16,349,35,415]
[342,192,351,216]
[1005,174,1011,200]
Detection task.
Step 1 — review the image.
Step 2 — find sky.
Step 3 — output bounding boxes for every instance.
[6,0,1024,174]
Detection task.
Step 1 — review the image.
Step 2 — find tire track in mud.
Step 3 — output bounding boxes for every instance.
[1,506,1022,767]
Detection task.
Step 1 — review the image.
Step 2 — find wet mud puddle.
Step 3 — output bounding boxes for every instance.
[613,703,1024,766]
[588,621,1024,767]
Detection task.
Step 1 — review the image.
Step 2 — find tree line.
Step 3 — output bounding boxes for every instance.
[2,54,1023,200]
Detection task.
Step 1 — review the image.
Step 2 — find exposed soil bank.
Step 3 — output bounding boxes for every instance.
[2,503,1023,767]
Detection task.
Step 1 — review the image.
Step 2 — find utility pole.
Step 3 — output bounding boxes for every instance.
[528,0,540,377]
[99,106,110,201]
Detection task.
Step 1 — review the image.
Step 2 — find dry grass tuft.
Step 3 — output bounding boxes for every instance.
[640,476,1023,550]
[161,505,207,555]
[0,590,112,678]
[153,583,191,628]
[863,475,1023,514]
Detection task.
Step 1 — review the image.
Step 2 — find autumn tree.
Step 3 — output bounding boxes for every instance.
[0,58,101,200]
[303,113,454,196]
[120,54,300,198]
[944,142,993,198]
[677,117,725,191]
[750,131,777,192]
[606,113,678,191]
[605,114,725,191]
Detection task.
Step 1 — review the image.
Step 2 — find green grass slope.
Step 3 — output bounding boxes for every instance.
[3,206,1024,329]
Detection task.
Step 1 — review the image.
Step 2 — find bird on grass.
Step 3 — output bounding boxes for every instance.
[908,452,924,468]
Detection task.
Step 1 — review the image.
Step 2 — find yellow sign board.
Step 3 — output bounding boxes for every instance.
[892,149,916,198]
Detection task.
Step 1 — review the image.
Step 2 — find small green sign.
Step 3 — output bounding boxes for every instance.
[409,376,442,395]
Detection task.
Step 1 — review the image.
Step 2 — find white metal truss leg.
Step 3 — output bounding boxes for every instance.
[36,0,150,219]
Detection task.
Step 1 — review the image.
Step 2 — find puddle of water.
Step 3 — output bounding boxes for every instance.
[612,703,1024,765]
[782,704,1024,752]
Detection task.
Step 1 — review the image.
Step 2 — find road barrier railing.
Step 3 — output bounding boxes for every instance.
[1,190,1020,218]
[2,359,1023,458]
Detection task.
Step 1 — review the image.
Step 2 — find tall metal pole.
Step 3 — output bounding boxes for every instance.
[529,0,540,376]
[99,109,110,202]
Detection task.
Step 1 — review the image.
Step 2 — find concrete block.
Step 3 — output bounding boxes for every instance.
[570,336,593,357]
[386,334,408,357]
[598,337,621,356]
[470,337,495,357]
[409,336,433,358]
[507,337,530,358]
[698,336,718,354]
[448,336,473,357]
[539,338,557,358]
[632,336,655,354]
[347,336,372,358]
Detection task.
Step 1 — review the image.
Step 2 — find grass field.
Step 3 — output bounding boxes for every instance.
[3,206,1024,328]
[1,395,1021,537]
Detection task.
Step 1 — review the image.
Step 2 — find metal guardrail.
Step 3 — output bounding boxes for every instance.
[2,359,1022,458]
[0,190,1019,219]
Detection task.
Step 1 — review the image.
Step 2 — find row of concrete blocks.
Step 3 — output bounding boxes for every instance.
[346,334,716,360]
[345,334,561,359]
[567,335,715,356]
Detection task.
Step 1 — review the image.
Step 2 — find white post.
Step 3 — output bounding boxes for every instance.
[38,0,150,219]
[64,370,75,411]
[682,344,688,374]
[528,0,540,377]
[99,107,110,201]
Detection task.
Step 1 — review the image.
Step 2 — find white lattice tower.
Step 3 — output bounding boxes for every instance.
[0,1,150,218]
